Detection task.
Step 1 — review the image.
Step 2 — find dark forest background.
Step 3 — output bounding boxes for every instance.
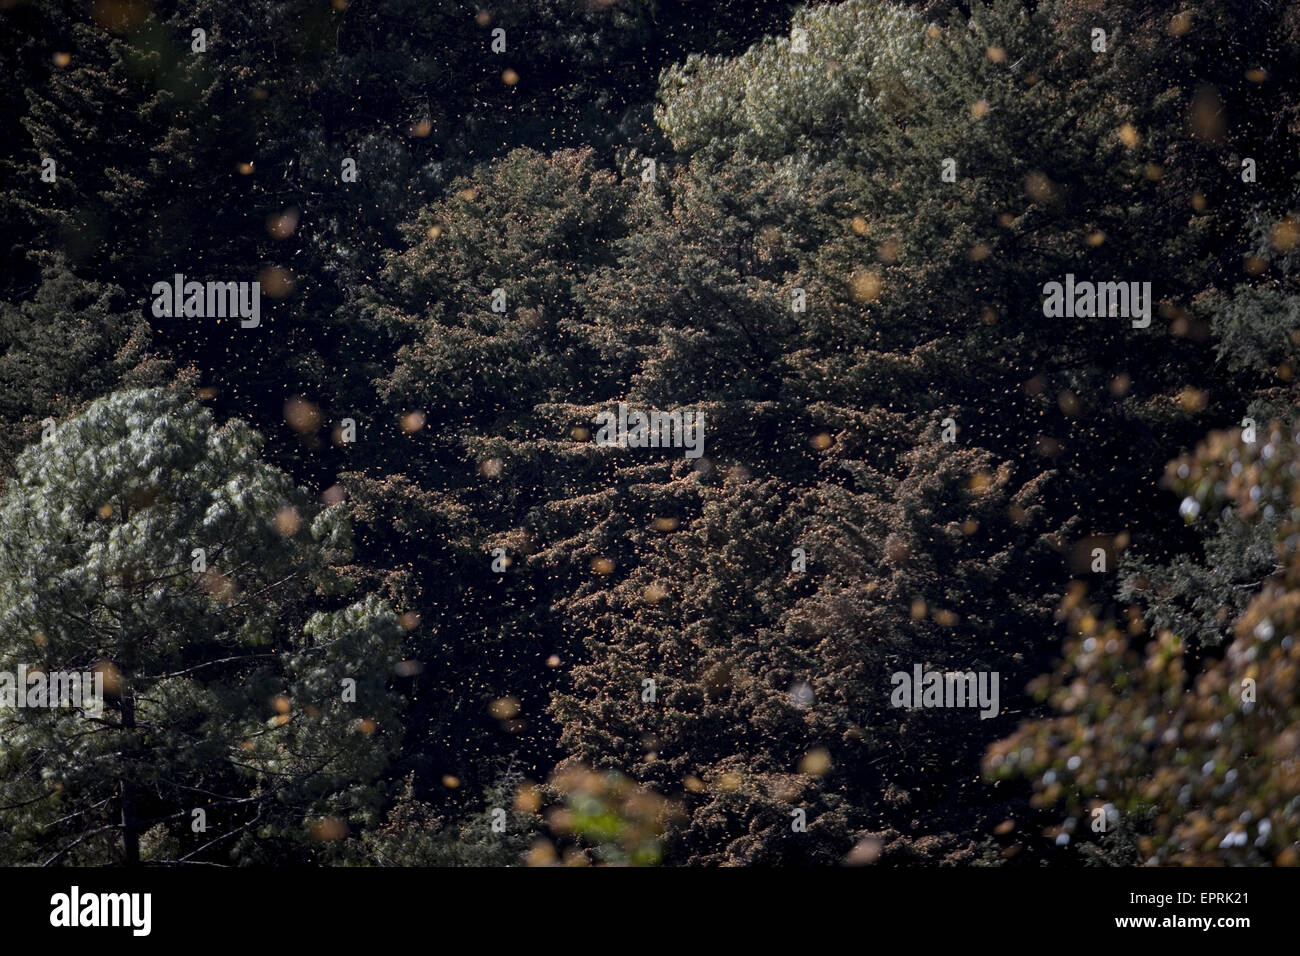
[1,0,1299,866]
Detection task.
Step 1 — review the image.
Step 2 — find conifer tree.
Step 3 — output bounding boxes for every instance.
[0,388,402,865]
[4,0,1299,869]
[0,257,170,481]
[343,147,635,795]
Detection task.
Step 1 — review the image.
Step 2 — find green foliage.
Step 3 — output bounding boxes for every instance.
[0,256,171,479]
[0,388,402,865]
[352,764,540,867]
[340,0,1300,865]
[988,423,1300,865]
[656,0,931,161]
[4,0,1300,868]
[541,764,679,866]
[1209,284,1300,377]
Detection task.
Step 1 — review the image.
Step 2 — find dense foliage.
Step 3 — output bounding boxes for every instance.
[2,0,1298,865]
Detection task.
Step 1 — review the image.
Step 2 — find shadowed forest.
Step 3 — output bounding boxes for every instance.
[2,0,1299,867]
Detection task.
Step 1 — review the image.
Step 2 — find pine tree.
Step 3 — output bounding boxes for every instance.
[6,0,1299,868]
[339,147,636,799]
[0,256,171,481]
[0,388,402,865]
